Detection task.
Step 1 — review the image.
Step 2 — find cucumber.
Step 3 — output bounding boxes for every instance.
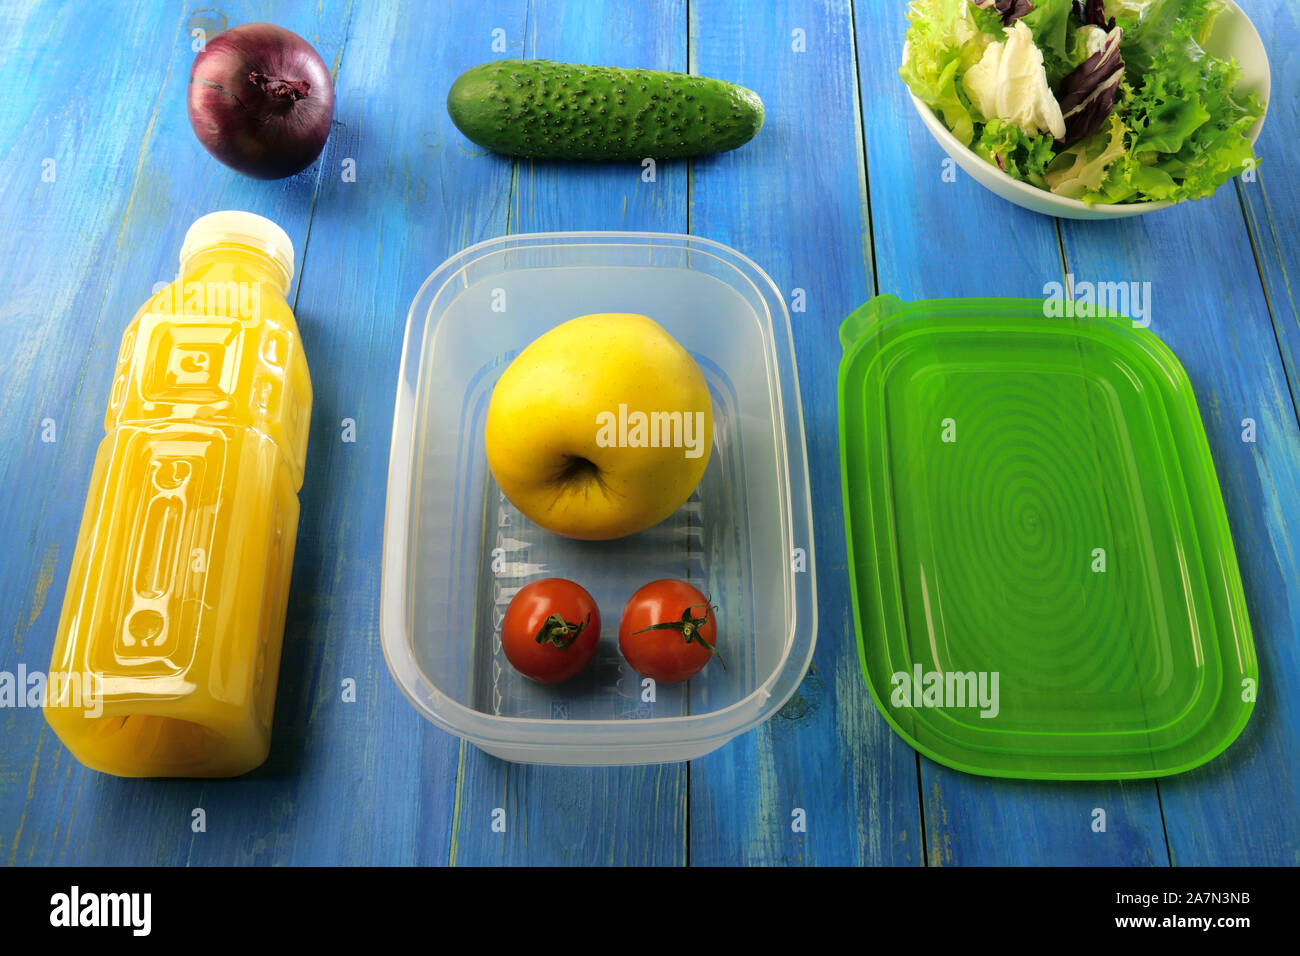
[446,59,764,161]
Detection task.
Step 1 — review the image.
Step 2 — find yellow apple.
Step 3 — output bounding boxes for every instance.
[485,313,713,540]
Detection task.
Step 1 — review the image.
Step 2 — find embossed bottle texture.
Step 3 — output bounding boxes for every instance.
[44,213,311,777]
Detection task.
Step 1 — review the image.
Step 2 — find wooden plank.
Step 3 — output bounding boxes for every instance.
[685,0,919,865]
[1059,208,1300,868]
[0,1,187,695]
[0,0,269,865]
[0,0,369,864]
[260,0,537,864]
[1059,0,1300,866]
[1237,0,1300,419]
[448,0,690,868]
[853,0,1171,865]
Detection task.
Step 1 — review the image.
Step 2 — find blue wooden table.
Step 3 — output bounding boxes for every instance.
[1,0,1297,866]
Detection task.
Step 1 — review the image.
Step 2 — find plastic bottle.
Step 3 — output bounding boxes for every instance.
[44,211,311,777]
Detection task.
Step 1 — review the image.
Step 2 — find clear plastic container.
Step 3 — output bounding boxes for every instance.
[381,233,816,765]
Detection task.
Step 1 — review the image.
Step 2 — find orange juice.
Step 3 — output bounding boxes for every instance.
[44,212,311,777]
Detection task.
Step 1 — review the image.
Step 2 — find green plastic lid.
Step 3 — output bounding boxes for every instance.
[838,295,1257,780]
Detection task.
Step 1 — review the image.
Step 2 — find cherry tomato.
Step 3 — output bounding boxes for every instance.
[618,580,722,683]
[501,578,600,684]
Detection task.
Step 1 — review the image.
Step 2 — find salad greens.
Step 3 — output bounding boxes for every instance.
[976,118,1059,184]
[901,0,1265,205]
[1057,23,1124,142]
[965,21,1067,139]
[1021,0,1078,84]
[976,0,1035,24]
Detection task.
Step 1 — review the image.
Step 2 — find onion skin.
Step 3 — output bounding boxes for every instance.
[187,23,334,180]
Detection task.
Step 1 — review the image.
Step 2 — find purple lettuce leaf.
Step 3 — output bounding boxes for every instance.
[1072,0,1116,30]
[973,0,1035,26]
[1058,26,1125,143]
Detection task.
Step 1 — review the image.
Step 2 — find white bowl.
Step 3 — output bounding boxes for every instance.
[907,0,1270,220]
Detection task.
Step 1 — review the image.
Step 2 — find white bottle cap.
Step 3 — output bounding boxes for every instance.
[179,211,295,289]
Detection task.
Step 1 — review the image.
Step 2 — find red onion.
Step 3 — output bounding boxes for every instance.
[187,23,334,180]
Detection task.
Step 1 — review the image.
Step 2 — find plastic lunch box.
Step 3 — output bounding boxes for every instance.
[381,232,817,765]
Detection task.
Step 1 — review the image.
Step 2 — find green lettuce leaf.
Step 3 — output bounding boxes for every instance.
[974,118,1059,186]
[1045,110,1129,200]
[900,0,1003,145]
[1107,0,1264,202]
[1020,0,1079,84]
[1116,0,1226,75]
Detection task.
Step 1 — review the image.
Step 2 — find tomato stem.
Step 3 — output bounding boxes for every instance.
[534,611,590,650]
[632,601,725,670]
